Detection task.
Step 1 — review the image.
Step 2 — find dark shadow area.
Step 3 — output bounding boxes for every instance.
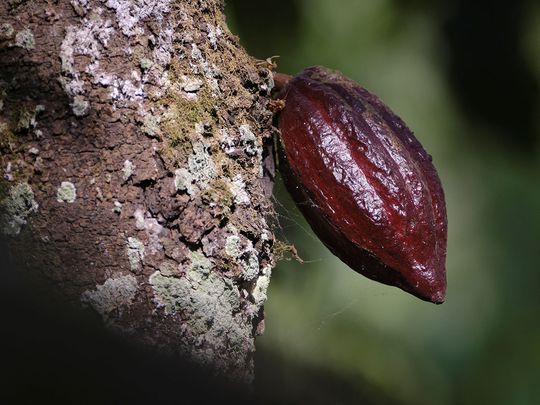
[225,0,302,62]
[0,238,393,405]
[441,0,539,152]
[0,240,248,405]
[255,349,398,405]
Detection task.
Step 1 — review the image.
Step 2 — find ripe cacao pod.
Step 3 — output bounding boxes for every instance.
[277,66,447,303]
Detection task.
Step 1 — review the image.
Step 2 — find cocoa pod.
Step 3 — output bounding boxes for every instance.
[278,66,447,303]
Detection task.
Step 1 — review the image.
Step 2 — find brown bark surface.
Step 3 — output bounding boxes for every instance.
[0,0,275,383]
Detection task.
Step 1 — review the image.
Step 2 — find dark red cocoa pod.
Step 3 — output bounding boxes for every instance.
[278,66,447,303]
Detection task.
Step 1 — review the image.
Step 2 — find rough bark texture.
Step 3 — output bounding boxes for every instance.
[0,0,275,383]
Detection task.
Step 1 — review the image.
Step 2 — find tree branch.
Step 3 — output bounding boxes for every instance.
[0,0,275,383]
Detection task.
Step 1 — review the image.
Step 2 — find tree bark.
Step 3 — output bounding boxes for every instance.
[0,0,275,383]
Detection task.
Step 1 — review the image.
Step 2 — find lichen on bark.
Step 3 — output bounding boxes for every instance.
[0,0,275,383]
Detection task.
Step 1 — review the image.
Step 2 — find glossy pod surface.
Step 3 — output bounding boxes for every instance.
[278,66,447,303]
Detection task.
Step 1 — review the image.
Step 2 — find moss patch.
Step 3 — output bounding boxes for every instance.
[161,84,215,161]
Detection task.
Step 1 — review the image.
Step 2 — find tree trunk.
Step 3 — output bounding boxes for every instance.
[0,0,275,384]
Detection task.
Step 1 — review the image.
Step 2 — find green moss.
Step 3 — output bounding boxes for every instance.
[11,104,45,133]
[168,131,191,154]
[201,179,234,213]
[161,85,215,159]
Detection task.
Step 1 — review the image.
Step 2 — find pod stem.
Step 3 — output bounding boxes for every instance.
[272,72,293,98]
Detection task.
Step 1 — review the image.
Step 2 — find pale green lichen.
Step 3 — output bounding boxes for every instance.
[58,16,114,110]
[149,251,214,321]
[181,76,203,93]
[14,28,35,50]
[0,182,38,236]
[219,128,235,154]
[229,174,250,205]
[189,249,213,275]
[207,24,222,50]
[126,236,145,273]
[225,232,261,281]
[251,265,272,306]
[56,181,77,203]
[174,168,194,194]
[104,0,171,37]
[122,159,134,181]
[239,123,264,177]
[112,200,122,214]
[159,260,179,277]
[15,105,45,132]
[133,208,146,230]
[149,250,246,342]
[141,114,161,138]
[239,124,257,156]
[188,142,216,186]
[70,95,89,116]
[148,271,190,315]
[149,248,255,372]
[81,274,138,319]
[139,57,153,71]
[225,235,241,258]
[0,23,14,40]
[189,43,221,95]
[242,249,259,281]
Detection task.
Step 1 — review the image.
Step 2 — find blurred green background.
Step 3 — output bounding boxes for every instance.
[226,0,540,404]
